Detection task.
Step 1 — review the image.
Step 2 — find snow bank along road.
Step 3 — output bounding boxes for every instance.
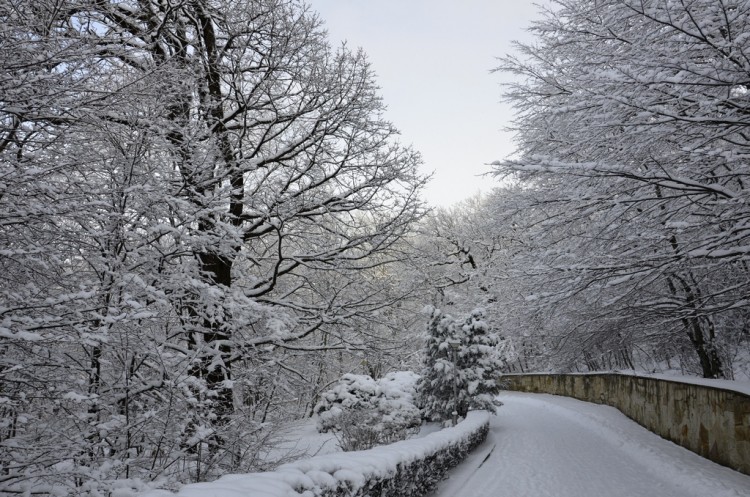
[432,392,750,497]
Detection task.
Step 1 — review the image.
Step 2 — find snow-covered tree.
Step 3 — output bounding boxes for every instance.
[459,309,505,412]
[418,308,503,424]
[492,0,750,379]
[409,196,504,311]
[0,0,426,491]
[418,309,457,422]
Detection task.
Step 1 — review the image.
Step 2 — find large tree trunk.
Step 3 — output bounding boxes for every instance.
[195,251,235,427]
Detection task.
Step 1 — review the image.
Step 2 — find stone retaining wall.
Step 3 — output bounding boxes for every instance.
[504,373,750,475]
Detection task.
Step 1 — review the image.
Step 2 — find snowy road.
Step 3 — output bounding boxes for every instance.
[431,392,750,497]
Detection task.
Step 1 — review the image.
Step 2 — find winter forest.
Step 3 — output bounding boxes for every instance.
[2,0,750,495]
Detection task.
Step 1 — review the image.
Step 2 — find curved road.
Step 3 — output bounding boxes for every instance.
[432,392,750,497]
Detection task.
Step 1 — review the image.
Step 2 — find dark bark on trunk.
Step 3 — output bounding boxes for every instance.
[665,274,725,379]
[150,0,242,438]
[656,186,725,379]
[195,251,235,427]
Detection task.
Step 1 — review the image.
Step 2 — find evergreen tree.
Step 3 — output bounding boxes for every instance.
[418,308,503,424]
[418,308,458,423]
[459,309,504,413]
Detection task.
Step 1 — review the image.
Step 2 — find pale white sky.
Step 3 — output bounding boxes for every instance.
[307,0,548,207]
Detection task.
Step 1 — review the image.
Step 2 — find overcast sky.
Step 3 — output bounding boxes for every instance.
[307,0,549,207]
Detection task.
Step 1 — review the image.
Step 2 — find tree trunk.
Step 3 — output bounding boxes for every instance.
[665,274,725,379]
[195,251,235,427]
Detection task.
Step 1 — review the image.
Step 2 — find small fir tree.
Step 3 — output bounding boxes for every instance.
[459,308,504,413]
[418,308,460,423]
[418,307,504,423]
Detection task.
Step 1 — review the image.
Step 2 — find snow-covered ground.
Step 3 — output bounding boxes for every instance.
[141,415,478,497]
[431,392,750,497]
[141,391,750,497]
[259,414,443,466]
[257,418,341,465]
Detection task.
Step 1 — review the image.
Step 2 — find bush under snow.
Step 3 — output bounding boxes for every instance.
[314,372,422,450]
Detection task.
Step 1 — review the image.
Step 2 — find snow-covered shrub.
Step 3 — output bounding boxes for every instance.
[314,372,421,450]
[376,371,422,429]
[315,374,378,432]
[334,408,395,452]
[419,308,504,423]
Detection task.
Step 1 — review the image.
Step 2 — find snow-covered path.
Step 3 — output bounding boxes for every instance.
[431,392,750,497]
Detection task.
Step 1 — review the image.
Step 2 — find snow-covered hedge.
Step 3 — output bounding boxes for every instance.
[142,411,490,497]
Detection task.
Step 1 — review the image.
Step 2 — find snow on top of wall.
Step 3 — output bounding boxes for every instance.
[504,371,750,397]
[141,411,491,497]
[622,371,750,397]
